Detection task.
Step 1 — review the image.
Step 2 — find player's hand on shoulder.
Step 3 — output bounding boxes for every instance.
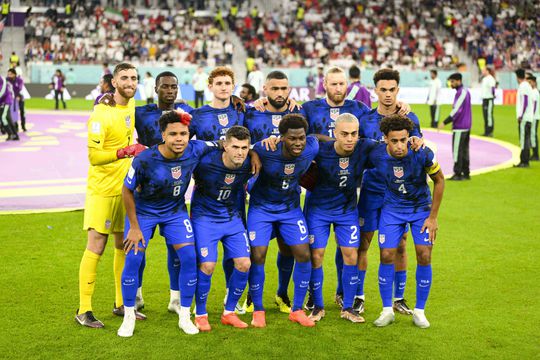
[117,143,147,159]
[287,97,302,111]
[124,227,146,255]
[249,150,262,176]
[421,216,438,244]
[261,135,280,152]
[409,136,425,151]
[98,93,116,107]
[396,100,411,115]
[253,97,268,111]
[231,95,246,112]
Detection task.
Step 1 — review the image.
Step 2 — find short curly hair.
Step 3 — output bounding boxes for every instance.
[208,66,235,85]
[379,115,414,136]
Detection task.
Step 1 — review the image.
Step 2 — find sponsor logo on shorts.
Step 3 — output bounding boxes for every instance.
[330,108,340,120]
[272,115,282,127]
[200,247,208,258]
[349,238,359,244]
[125,115,131,127]
[393,166,404,178]
[249,231,256,241]
[171,166,182,179]
[224,173,235,185]
[308,235,315,244]
[218,113,229,126]
[105,220,111,229]
[339,157,349,169]
[379,234,385,244]
[284,164,295,175]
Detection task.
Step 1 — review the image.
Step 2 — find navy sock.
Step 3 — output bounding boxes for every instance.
[394,270,407,299]
[310,266,324,308]
[138,253,146,289]
[356,270,366,296]
[276,252,294,296]
[292,261,312,311]
[121,251,144,307]
[335,248,344,295]
[222,257,235,288]
[176,245,197,308]
[342,264,358,309]
[225,268,249,312]
[378,263,395,308]
[167,244,180,291]
[195,269,212,316]
[248,263,265,311]
[415,264,432,309]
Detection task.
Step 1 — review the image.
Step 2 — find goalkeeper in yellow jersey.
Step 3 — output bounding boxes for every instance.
[75,63,146,328]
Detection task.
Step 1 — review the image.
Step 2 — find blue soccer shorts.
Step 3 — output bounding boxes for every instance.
[192,216,250,263]
[305,207,360,249]
[377,210,433,249]
[357,189,384,233]
[247,206,309,247]
[124,211,194,248]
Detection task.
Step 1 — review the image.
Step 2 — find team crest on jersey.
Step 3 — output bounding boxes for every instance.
[224,174,235,185]
[330,108,340,120]
[339,157,349,169]
[200,247,208,258]
[171,166,182,179]
[249,231,256,241]
[125,115,131,127]
[284,164,295,175]
[218,113,229,126]
[379,234,385,244]
[393,166,404,178]
[272,115,282,127]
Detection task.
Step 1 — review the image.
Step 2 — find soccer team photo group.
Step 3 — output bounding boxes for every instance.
[1,1,539,358]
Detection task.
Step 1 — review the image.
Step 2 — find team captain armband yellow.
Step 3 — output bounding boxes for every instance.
[425,162,441,175]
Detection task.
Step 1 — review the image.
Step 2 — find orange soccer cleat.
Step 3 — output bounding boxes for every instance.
[251,310,266,328]
[195,315,212,332]
[221,312,248,329]
[289,309,316,327]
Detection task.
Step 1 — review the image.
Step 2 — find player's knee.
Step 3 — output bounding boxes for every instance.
[199,262,216,275]
[250,248,266,265]
[124,251,144,274]
[396,243,407,256]
[293,249,311,263]
[359,232,373,251]
[310,249,324,267]
[416,249,431,265]
[341,249,358,265]
[234,258,251,272]
[380,248,396,264]
[176,245,197,268]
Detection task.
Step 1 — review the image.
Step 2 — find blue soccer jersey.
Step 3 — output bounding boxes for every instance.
[124,140,215,217]
[368,144,441,214]
[135,103,194,146]
[360,109,422,194]
[189,103,245,141]
[244,107,299,142]
[249,136,319,213]
[191,149,253,222]
[300,98,370,137]
[305,139,378,215]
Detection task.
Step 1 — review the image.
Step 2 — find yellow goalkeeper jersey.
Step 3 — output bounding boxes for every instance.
[86,99,135,196]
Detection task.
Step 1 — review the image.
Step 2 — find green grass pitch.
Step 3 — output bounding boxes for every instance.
[2,100,539,359]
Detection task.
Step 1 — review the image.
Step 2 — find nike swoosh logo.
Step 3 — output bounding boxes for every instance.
[87,281,95,285]
[126,179,132,184]
[186,234,194,238]
[349,239,359,244]
[419,284,430,288]
[92,139,100,144]
[300,235,308,241]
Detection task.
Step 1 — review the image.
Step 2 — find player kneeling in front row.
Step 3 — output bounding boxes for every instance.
[192,126,257,331]
[118,110,219,337]
[369,115,444,328]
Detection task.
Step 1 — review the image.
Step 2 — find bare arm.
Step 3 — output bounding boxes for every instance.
[421,170,445,243]
[122,185,145,254]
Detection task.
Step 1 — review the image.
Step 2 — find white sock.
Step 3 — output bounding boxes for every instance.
[413,308,425,315]
[179,306,190,317]
[136,287,143,299]
[124,306,135,317]
[355,295,365,301]
[170,290,180,302]
[394,297,403,301]
[223,310,233,315]
[382,307,394,314]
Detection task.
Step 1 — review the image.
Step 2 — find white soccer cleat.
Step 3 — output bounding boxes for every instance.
[135,296,145,311]
[168,299,181,315]
[178,314,199,335]
[412,309,430,329]
[117,312,136,337]
[223,288,246,315]
[373,311,395,327]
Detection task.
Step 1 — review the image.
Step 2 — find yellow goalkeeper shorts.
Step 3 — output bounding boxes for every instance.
[83,194,125,234]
